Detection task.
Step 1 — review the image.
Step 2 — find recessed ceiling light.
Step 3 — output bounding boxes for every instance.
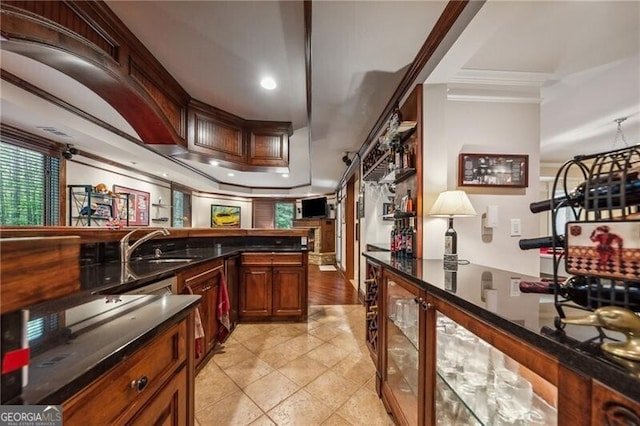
[282,173,289,178]
[260,77,277,90]
[227,172,235,177]
[162,173,168,177]
[209,160,219,166]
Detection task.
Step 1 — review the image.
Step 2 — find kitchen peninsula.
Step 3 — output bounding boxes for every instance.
[0,227,309,425]
[363,252,640,425]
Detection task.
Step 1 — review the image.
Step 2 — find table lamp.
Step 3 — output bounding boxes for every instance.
[429,190,477,263]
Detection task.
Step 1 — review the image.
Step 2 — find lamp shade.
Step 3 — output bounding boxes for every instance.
[429,190,477,217]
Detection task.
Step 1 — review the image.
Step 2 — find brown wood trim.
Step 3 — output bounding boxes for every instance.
[304,0,312,124]
[558,364,591,426]
[345,175,355,279]
[0,123,66,157]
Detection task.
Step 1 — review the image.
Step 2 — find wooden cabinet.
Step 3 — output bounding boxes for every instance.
[381,270,426,426]
[240,265,272,318]
[225,255,240,331]
[240,252,307,321]
[377,268,565,425]
[178,260,224,367]
[63,319,190,425]
[592,381,640,425]
[365,261,382,392]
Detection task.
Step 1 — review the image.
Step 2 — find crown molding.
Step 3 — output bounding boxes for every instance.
[450,69,553,87]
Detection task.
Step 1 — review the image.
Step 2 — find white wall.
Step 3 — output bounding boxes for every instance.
[362,182,394,247]
[67,159,170,227]
[192,194,252,228]
[422,84,541,276]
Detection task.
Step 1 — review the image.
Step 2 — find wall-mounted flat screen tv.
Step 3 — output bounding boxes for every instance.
[301,197,328,218]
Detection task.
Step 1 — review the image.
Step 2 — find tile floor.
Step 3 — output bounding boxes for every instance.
[194,305,394,426]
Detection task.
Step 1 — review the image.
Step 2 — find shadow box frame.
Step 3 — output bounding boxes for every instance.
[458,153,529,188]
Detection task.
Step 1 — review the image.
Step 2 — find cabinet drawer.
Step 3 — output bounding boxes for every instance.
[129,366,187,426]
[241,253,273,265]
[271,253,303,266]
[63,320,187,425]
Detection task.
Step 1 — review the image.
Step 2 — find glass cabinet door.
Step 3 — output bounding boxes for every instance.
[434,311,558,425]
[385,275,422,426]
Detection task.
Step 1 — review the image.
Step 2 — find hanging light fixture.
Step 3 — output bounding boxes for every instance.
[611,117,629,150]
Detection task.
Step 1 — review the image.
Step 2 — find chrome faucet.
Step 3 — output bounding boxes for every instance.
[120,228,170,262]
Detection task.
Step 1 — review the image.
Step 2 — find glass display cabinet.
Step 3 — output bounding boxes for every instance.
[382,270,425,426]
[429,297,558,426]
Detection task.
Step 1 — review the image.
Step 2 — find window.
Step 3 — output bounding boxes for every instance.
[172,186,192,228]
[0,142,60,225]
[275,202,294,229]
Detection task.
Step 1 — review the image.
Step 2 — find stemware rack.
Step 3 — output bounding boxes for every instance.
[549,144,640,333]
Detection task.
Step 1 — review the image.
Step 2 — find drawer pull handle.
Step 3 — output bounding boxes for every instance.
[131,375,149,392]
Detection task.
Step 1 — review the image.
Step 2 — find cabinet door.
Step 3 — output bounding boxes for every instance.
[382,271,425,426]
[272,266,305,317]
[240,266,272,318]
[129,366,187,426]
[225,255,240,330]
[430,296,559,425]
[184,264,222,358]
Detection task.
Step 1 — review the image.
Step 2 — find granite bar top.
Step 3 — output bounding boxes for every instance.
[81,244,308,295]
[18,294,200,404]
[363,252,640,403]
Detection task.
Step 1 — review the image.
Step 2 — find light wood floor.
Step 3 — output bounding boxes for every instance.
[308,264,359,306]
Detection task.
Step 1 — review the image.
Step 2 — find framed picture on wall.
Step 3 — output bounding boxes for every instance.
[113,185,150,226]
[458,153,529,188]
[382,203,395,221]
[211,205,241,228]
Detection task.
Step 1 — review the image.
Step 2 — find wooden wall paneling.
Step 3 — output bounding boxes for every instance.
[1,236,80,314]
[399,84,423,259]
[187,101,245,165]
[253,199,275,228]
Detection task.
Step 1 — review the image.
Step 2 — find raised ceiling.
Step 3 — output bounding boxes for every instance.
[1,1,638,195]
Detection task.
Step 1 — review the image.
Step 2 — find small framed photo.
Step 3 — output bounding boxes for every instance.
[383,203,395,221]
[458,153,528,188]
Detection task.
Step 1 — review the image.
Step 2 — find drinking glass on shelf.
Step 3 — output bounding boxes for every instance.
[494,369,533,422]
[461,340,490,393]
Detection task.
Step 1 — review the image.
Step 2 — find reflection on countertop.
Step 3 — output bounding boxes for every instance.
[20,294,200,404]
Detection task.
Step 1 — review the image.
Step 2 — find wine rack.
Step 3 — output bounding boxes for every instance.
[548,144,640,331]
[365,261,381,366]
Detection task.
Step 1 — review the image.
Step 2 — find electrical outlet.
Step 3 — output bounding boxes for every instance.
[510,219,522,236]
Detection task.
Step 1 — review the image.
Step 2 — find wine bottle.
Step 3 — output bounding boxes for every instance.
[519,235,566,250]
[519,276,640,311]
[406,189,414,212]
[444,217,456,255]
[529,170,640,213]
[390,224,397,255]
[405,217,416,258]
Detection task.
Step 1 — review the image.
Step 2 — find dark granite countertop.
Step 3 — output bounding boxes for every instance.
[81,245,307,295]
[363,252,640,403]
[19,294,200,404]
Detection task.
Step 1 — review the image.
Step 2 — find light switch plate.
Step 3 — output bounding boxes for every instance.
[510,278,521,296]
[510,219,522,236]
